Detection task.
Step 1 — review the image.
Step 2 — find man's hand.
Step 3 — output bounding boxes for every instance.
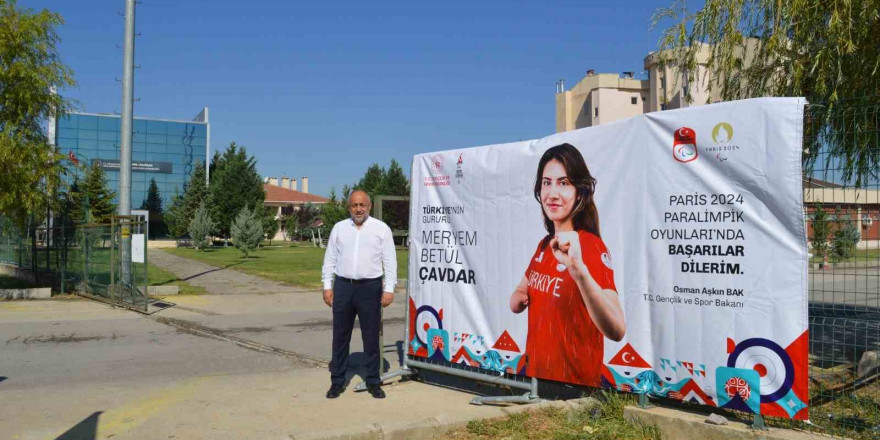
[381,291,394,307]
[323,289,333,307]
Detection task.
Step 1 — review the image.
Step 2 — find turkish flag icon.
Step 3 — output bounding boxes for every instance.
[672,127,698,163]
[608,343,652,368]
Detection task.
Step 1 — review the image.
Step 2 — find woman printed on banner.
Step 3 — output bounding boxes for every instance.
[509,143,626,386]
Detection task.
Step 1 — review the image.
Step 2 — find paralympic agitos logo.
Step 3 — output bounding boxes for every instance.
[672,127,698,163]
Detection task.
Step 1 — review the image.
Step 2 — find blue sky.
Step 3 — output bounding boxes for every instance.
[27,0,682,197]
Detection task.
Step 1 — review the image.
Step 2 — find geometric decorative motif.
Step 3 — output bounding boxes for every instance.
[727,338,794,404]
[427,328,450,362]
[492,330,520,353]
[415,305,443,346]
[608,343,651,368]
[716,366,761,414]
[775,389,807,418]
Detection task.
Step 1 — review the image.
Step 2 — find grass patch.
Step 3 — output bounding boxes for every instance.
[445,392,664,440]
[810,248,880,264]
[0,275,36,289]
[801,365,880,439]
[147,263,206,295]
[164,244,408,289]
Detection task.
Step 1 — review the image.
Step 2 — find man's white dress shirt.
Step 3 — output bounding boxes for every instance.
[322,216,397,293]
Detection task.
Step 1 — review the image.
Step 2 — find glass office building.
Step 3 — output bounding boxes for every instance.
[50,108,209,211]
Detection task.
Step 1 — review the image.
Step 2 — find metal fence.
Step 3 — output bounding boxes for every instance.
[369,101,880,439]
[800,99,880,438]
[0,216,150,312]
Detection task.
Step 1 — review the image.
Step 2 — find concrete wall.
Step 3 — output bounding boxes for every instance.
[555,73,648,132]
[2,288,51,300]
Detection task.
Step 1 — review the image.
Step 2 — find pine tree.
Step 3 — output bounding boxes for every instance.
[382,159,409,232]
[262,207,279,246]
[182,162,208,227]
[384,159,409,196]
[188,202,214,251]
[164,162,208,239]
[65,177,86,224]
[831,208,860,262]
[164,192,186,239]
[82,162,116,223]
[811,206,831,262]
[208,143,265,242]
[140,178,164,238]
[321,187,349,231]
[230,206,263,257]
[356,163,387,202]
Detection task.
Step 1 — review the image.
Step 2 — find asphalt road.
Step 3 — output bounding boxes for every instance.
[809,267,880,309]
[0,292,430,440]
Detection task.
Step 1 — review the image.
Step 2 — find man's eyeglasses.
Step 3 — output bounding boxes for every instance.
[349,203,370,209]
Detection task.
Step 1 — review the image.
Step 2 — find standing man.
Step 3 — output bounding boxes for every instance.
[322,190,397,399]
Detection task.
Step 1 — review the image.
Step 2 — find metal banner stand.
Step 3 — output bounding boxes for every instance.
[358,279,541,404]
[356,165,541,405]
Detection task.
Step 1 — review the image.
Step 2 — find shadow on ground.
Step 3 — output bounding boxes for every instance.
[179,261,246,283]
[55,412,102,440]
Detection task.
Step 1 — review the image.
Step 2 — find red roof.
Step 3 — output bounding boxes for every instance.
[263,184,329,204]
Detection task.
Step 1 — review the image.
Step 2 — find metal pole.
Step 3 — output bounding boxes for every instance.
[118,0,136,287]
[110,217,115,291]
[751,414,767,430]
[30,215,37,283]
[60,217,65,294]
[638,392,651,409]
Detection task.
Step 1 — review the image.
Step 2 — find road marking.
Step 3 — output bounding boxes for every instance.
[0,303,28,311]
[170,295,210,305]
[95,377,212,438]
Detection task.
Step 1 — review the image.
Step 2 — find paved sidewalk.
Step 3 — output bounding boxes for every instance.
[1,294,528,440]
[6,367,525,440]
[149,248,313,295]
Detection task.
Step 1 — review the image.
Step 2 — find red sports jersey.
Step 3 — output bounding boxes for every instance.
[523,230,617,386]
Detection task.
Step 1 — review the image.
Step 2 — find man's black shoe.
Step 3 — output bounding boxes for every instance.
[326,384,345,399]
[366,384,385,399]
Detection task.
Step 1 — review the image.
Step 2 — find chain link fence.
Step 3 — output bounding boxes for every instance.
[799,99,880,438]
[0,216,150,312]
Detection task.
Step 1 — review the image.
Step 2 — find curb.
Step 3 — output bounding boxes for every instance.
[1,287,51,299]
[624,406,835,440]
[289,397,599,440]
[147,285,179,295]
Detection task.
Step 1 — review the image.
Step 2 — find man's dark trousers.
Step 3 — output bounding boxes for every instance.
[330,276,382,387]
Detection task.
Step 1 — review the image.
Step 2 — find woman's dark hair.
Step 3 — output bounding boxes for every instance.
[534,143,600,245]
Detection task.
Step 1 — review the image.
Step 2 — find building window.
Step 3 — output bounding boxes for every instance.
[631,97,638,105]
[594,108,599,117]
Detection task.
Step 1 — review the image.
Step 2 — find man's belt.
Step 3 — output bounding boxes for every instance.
[335,275,382,284]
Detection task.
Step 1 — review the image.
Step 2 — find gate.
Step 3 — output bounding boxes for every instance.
[69,216,150,312]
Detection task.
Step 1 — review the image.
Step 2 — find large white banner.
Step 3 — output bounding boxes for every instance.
[407,98,809,419]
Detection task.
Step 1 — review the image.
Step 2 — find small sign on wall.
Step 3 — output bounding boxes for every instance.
[132,234,145,263]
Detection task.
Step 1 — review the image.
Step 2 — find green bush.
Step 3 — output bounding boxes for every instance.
[832,214,860,262]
